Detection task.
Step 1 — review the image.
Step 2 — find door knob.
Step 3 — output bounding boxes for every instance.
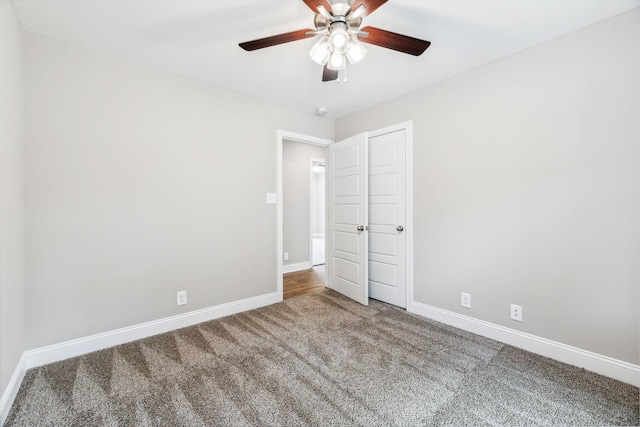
[396,225,404,232]
[357,225,365,232]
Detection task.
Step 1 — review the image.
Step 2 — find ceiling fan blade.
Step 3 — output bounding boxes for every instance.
[239,29,315,51]
[359,26,431,56]
[302,0,334,14]
[349,0,388,17]
[322,65,338,82]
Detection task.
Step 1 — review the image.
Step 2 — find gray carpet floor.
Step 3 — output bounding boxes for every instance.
[5,289,639,426]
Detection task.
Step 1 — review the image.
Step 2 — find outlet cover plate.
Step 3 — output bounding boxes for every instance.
[510,304,522,321]
[177,290,187,306]
[461,292,471,308]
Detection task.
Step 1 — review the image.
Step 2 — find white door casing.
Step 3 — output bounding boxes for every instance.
[327,132,369,306]
[368,129,407,308]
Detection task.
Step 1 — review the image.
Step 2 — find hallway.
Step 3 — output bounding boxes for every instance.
[283,265,326,299]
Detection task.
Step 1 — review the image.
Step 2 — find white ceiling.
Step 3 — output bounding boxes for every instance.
[11,0,640,118]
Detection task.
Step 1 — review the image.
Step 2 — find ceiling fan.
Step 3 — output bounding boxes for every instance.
[239,0,431,82]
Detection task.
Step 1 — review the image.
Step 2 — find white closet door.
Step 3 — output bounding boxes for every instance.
[327,133,369,306]
[368,129,406,308]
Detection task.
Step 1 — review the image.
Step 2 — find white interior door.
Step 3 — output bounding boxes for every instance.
[327,133,368,306]
[368,129,407,308]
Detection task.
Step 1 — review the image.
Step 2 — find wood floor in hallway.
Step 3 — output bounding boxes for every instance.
[283,265,326,299]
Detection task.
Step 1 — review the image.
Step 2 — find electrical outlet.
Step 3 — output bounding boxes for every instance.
[510,304,522,321]
[177,290,187,306]
[461,292,471,308]
[284,252,289,261]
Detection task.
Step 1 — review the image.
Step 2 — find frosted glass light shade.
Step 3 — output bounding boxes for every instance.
[309,37,330,65]
[327,51,346,71]
[329,27,349,53]
[346,36,367,64]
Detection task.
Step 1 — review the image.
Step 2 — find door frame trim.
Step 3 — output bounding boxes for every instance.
[366,121,414,311]
[276,130,333,300]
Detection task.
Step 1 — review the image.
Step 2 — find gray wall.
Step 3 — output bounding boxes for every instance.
[283,140,326,266]
[336,10,640,365]
[0,2,25,395]
[23,34,333,349]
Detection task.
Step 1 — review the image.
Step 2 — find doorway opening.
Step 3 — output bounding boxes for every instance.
[277,131,333,301]
[310,158,325,267]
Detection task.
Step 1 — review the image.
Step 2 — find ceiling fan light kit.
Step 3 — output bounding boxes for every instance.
[310,21,367,71]
[239,0,431,82]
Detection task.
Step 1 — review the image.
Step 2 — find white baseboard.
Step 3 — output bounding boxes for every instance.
[283,261,312,274]
[0,353,26,425]
[0,291,281,422]
[24,291,281,369]
[411,302,640,387]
